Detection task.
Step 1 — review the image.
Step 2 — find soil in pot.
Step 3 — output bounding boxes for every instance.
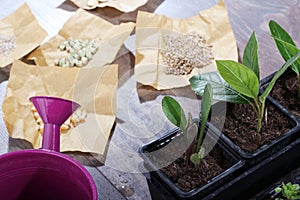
[269,69,300,118]
[212,102,294,153]
[160,145,233,192]
[144,130,237,193]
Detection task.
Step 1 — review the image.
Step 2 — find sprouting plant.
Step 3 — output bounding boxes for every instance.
[162,84,212,166]
[269,20,300,98]
[189,31,300,133]
[275,182,300,200]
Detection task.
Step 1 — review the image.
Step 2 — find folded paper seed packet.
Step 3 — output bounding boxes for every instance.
[0,3,47,67]
[135,0,238,90]
[3,60,118,155]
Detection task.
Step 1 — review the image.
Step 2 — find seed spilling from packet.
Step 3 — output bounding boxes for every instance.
[31,106,87,134]
[160,32,214,75]
[54,37,98,68]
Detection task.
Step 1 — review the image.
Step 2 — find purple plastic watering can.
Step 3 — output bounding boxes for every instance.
[0,96,98,200]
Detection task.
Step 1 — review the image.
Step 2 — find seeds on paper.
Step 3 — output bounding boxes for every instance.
[160,32,214,75]
[54,37,98,68]
[0,34,16,57]
[31,106,87,134]
[87,0,98,7]
[87,0,109,7]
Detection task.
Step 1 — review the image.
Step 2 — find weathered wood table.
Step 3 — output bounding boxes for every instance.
[0,0,299,199]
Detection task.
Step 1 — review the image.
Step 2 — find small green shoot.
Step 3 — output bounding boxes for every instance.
[190,83,212,165]
[275,182,300,200]
[162,84,213,166]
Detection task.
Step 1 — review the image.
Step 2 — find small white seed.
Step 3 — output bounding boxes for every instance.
[61,124,70,131]
[90,47,97,54]
[86,51,93,60]
[38,124,44,134]
[88,0,97,7]
[54,59,59,66]
[76,60,83,67]
[59,44,66,51]
[81,57,88,65]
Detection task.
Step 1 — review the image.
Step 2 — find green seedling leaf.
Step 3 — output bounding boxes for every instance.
[273,37,300,74]
[281,182,300,200]
[190,153,201,165]
[190,147,205,166]
[243,32,259,79]
[260,52,300,103]
[186,122,198,142]
[269,21,296,49]
[216,60,259,99]
[195,84,212,153]
[198,83,212,149]
[275,187,282,193]
[162,96,187,131]
[269,20,300,75]
[189,72,250,104]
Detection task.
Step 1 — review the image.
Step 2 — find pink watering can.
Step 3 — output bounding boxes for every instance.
[0,96,98,200]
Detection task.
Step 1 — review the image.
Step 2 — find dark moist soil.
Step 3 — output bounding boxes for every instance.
[221,102,294,153]
[269,69,300,118]
[160,146,233,192]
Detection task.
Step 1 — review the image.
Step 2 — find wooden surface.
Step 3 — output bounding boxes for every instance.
[0,0,300,199]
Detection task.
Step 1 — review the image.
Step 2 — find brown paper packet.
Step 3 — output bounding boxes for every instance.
[0,3,47,68]
[28,8,135,68]
[135,0,238,90]
[71,0,148,12]
[2,60,118,155]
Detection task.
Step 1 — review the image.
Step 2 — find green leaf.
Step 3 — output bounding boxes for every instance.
[162,96,187,131]
[190,147,205,166]
[195,84,212,153]
[273,37,300,74]
[260,52,300,103]
[269,20,296,46]
[243,32,259,79]
[269,20,300,75]
[189,72,250,104]
[216,60,259,99]
[201,83,213,125]
[275,187,282,193]
[190,153,201,165]
[199,83,212,140]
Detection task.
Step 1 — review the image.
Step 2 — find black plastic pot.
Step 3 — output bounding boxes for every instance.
[208,94,300,167]
[139,126,244,200]
[205,137,300,199]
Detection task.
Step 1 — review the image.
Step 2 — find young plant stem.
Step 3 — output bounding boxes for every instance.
[184,143,194,167]
[249,99,263,133]
[257,102,265,133]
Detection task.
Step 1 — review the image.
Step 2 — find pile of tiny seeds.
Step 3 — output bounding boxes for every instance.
[31,106,87,134]
[0,35,16,56]
[54,37,98,68]
[160,32,214,75]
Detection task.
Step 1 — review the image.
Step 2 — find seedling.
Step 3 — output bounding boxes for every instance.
[189,32,300,133]
[275,182,300,200]
[162,84,212,166]
[269,20,300,98]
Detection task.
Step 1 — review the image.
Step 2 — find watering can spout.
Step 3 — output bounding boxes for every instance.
[29,96,80,151]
